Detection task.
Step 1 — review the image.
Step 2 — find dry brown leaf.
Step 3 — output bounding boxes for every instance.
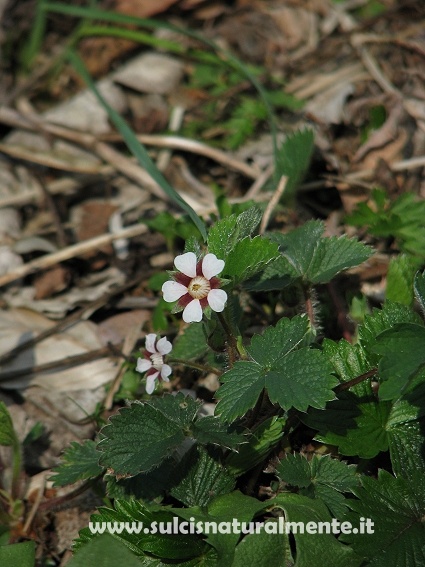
[0,308,117,390]
[33,266,71,300]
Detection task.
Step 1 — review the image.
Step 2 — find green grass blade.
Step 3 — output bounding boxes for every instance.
[67,50,207,240]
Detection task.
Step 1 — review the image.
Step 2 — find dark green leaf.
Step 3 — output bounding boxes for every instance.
[0,541,35,567]
[232,528,287,567]
[386,255,417,305]
[51,440,103,487]
[414,270,425,314]
[275,129,315,201]
[170,446,235,507]
[224,236,280,283]
[373,323,425,399]
[172,322,208,360]
[340,470,425,567]
[191,416,246,450]
[67,534,143,567]
[0,401,17,447]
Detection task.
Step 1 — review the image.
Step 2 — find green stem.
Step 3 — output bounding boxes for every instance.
[216,312,240,367]
[169,358,221,375]
[10,438,22,501]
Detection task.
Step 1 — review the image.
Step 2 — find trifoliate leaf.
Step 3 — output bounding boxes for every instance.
[216,316,337,422]
[226,416,286,475]
[267,220,373,285]
[275,129,315,202]
[414,269,425,313]
[67,534,143,567]
[271,493,363,567]
[372,323,425,399]
[170,445,236,507]
[224,235,280,283]
[98,394,200,475]
[51,440,103,487]
[386,255,417,305]
[340,470,425,567]
[0,401,17,447]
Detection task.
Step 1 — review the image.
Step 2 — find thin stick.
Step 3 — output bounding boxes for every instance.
[0,223,147,288]
[22,473,47,536]
[0,343,123,383]
[259,176,288,235]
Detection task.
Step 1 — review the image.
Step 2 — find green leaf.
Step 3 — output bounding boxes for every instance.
[171,322,208,360]
[216,316,337,422]
[76,499,206,561]
[386,255,417,305]
[191,416,246,450]
[170,446,235,507]
[51,440,103,487]
[176,491,266,567]
[266,349,337,413]
[271,493,363,567]
[67,534,143,567]
[275,129,315,201]
[215,362,264,423]
[268,220,373,284]
[98,394,200,475]
[0,402,17,447]
[232,528,287,567]
[0,541,35,567]
[224,235,280,283]
[357,300,422,355]
[246,315,312,367]
[67,50,207,241]
[277,454,359,517]
[340,470,425,567]
[414,269,425,314]
[373,323,425,400]
[243,256,295,291]
[226,416,286,475]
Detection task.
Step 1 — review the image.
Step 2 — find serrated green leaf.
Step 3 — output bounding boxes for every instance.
[170,446,235,507]
[232,527,287,567]
[243,255,295,291]
[276,453,311,488]
[172,322,208,360]
[226,416,286,475]
[277,454,359,517]
[67,534,143,567]
[98,395,200,475]
[0,541,35,567]
[207,215,238,260]
[414,270,425,314]
[215,362,264,423]
[268,221,373,285]
[266,349,337,412]
[271,493,363,567]
[51,440,103,487]
[224,236,280,283]
[372,323,425,399]
[76,500,206,561]
[275,129,315,201]
[191,416,246,450]
[247,315,311,367]
[235,206,262,239]
[340,470,425,567]
[386,255,417,305]
[0,401,17,447]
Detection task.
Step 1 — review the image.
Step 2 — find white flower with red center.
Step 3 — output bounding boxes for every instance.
[162,252,227,323]
[136,334,172,394]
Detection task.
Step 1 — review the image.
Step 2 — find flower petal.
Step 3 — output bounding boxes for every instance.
[146,373,158,394]
[156,336,172,355]
[207,289,227,312]
[174,252,197,278]
[145,333,157,354]
[202,253,225,279]
[161,364,172,380]
[162,281,188,302]
[136,358,152,373]
[183,299,203,323]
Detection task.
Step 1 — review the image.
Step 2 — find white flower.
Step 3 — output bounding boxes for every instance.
[136,333,172,394]
[162,252,227,323]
